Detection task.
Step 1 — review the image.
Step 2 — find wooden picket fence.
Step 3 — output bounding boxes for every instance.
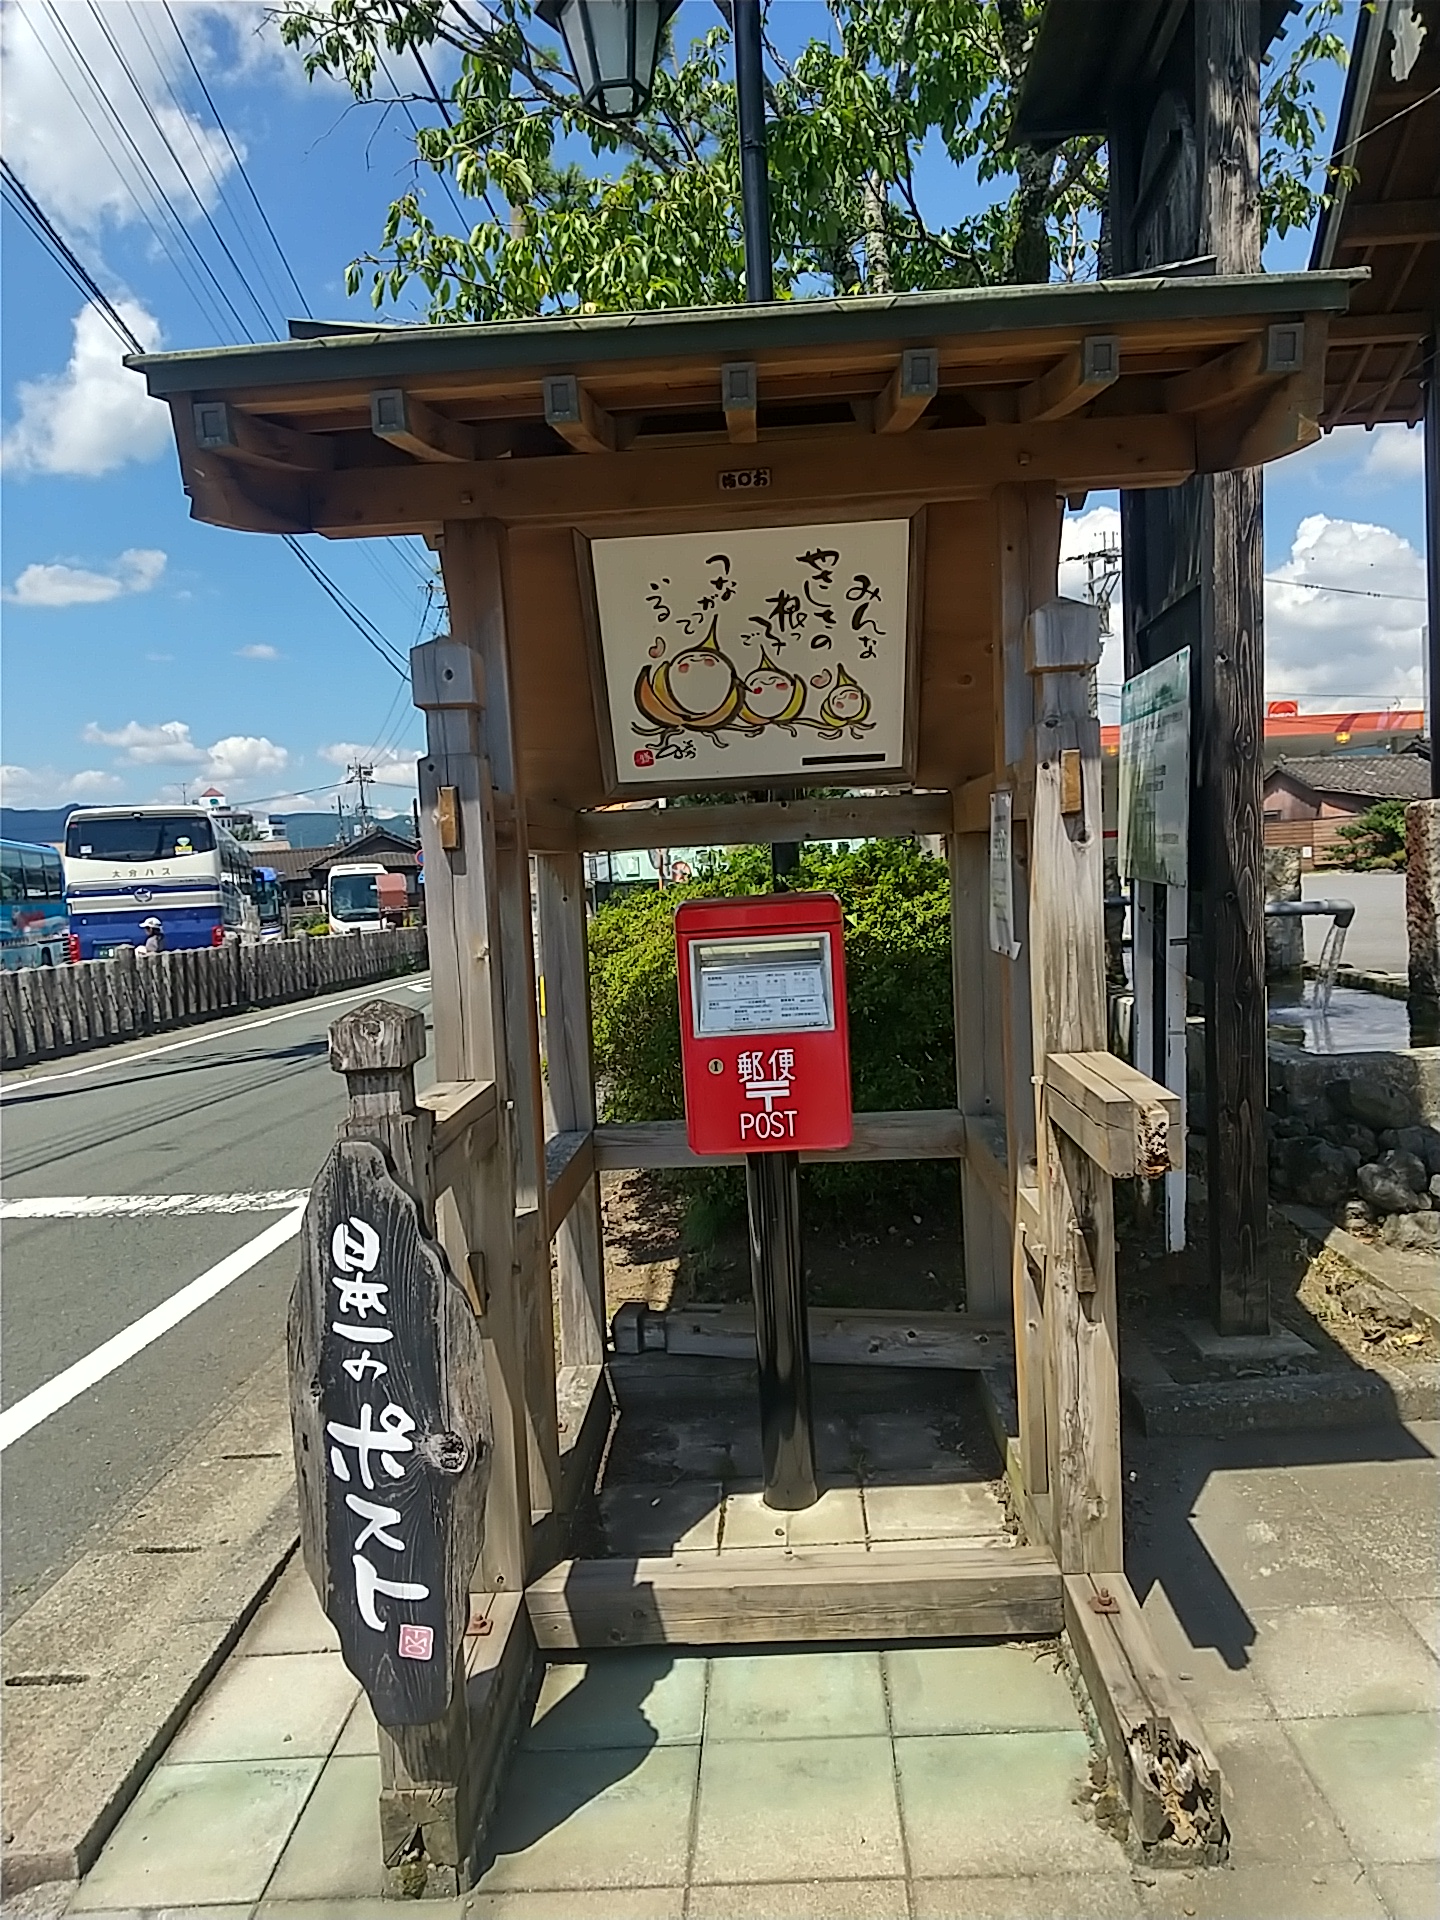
[0,928,429,1068]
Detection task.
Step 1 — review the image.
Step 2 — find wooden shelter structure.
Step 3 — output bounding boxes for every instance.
[136,268,1359,1889]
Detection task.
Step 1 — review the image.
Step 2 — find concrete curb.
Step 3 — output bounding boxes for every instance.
[1125,1363,1440,1436]
[1,1354,300,1897]
[1280,1202,1440,1342]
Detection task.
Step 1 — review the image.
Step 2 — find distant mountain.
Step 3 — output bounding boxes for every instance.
[1,806,416,850]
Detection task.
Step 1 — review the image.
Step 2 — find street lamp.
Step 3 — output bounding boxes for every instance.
[536,0,681,119]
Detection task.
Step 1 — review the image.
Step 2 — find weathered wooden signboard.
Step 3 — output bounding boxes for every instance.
[582,518,916,793]
[289,1137,490,1726]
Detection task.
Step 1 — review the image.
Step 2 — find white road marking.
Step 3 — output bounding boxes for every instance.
[1,1191,309,1220]
[0,976,431,1099]
[0,1204,307,1451]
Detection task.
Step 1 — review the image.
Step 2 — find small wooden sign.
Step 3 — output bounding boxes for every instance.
[288,1139,490,1725]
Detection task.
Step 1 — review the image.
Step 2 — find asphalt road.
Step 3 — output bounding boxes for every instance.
[0,974,433,1627]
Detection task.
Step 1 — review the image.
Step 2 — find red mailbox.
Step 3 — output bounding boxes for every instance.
[676,893,852,1156]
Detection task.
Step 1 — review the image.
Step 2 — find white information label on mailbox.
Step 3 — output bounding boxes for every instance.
[691,935,834,1037]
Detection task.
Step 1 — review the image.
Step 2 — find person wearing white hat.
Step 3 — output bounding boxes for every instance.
[140,916,166,955]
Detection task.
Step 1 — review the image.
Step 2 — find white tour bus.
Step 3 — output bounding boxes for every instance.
[326,862,386,935]
[64,805,258,959]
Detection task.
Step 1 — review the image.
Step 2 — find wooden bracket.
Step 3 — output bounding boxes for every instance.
[874,347,940,434]
[418,1078,498,1156]
[412,638,485,711]
[1018,336,1119,423]
[720,361,758,443]
[435,786,461,851]
[543,375,616,454]
[1044,1051,1181,1179]
[371,389,479,464]
[192,400,333,472]
[1025,598,1104,675]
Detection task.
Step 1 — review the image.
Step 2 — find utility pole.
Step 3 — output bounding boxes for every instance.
[347,762,376,835]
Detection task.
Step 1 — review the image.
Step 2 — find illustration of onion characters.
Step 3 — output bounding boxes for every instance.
[633,619,874,760]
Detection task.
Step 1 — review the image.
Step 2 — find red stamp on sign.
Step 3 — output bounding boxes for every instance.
[398,1623,434,1661]
[633,749,655,767]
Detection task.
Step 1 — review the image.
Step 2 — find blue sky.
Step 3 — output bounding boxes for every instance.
[0,1,1428,818]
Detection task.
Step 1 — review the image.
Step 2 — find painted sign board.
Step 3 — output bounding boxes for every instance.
[1119,648,1191,889]
[288,1139,490,1725]
[675,893,852,1155]
[583,519,915,795]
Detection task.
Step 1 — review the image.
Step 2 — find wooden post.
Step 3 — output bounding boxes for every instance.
[949,829,1007,1317]
[1025,590,1123,1576]
[291,998,491,1896]
[536,850,606,1370]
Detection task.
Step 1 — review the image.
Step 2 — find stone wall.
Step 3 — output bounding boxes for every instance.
[1267,1040,1440,1252]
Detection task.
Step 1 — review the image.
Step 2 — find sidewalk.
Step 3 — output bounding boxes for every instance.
[38,1420,1440,1920]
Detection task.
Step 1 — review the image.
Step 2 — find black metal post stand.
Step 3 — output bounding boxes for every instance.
[746,1149,818,1508]
[733,0,773,304]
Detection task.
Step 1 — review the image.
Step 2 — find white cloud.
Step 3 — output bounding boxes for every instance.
[0,764,124,807]
[6,547,167,608]
[1360,423,1425,482]
[320,742,422,787]
[80,719,290,787]
[237,643,281,660]
[2,302,170,477]
[0,4,237,235]
[1264,514,1426,707]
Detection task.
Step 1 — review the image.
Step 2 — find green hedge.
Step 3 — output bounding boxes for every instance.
[588,839,956,1224]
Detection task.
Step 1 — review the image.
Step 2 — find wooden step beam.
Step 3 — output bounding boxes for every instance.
[527,1543,1061,1648]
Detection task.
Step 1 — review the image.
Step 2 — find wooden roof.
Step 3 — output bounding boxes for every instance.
[130,272,1360,542]
[1311,0,1438,429]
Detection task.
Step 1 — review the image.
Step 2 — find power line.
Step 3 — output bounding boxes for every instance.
[282,537,410,677]
[0,159,144,352]
[160,0,313,319]
[1263,575,1427,604]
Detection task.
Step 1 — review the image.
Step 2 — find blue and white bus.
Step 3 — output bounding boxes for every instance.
[63,806,258,958]
[0,838,72,968]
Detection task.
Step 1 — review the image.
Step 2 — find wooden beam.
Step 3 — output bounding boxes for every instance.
[191,399,333,471]
[577,791,952,853]
[1017,336,1120,424]
[542,374,616,454]
[416,1077,498,1157]
[524,801,579,854]
[593,1107,966,1171]
[961,1111,1010,1219]
[306,414,1199,538]
[874,347,940,434]
[1224,315,1327,470]
[647,1303,1012,1371]
[1327,311,1431,345]
[720,361,758,443]
[543,1127,594,1236]
[1063,1573,1226,1859]
[370,388,478,463]
[1044,1051,1181,1180]
[526,1543,1062,1648]
[1164,320,1305,414]
[1339,198,1440,246]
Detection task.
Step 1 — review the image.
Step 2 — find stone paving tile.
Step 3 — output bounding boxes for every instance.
[258,1903,462,1920]
[720,1490,795,1551]
[1135,1861,1388,1919]
[262,1754,383,1899]
[464,1891,683,1918]
[598,1484,721,1555]
[165,1653,359,1763]
[862,1479,1008,1543]
[705,1649,888,1741]
[526,1652,706,1749]
[236,1562,340,1656]
[476,1745,698,1891]
[1136,1582,1275,1724]
[691,1735,904,1884]
[1363,1860,1440,1920]
[1201,1722,1357,1867]
[894,1731,1124,1879]
[1394,1593,1440,1663]
[787,1483,866,1548]
[334,1691,378,1755]
[1246,1602,1440,1720]
[1286,1714,1440,1865]
[1187,1470,1381,1614]
[1281,1456,1440,1601]
[687,1879,909,1918]
[68,1760,322,1910]
[911,1873,1145,1918]
[883,1643,1078,1736]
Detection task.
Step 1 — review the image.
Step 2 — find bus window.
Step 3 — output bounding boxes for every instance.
[22,849,59,898]
[64,814,215,861]
[0,846,21,906]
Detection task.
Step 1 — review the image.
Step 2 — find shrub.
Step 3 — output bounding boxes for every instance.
[588,839,956,1226]
[1333,800,1407,871]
